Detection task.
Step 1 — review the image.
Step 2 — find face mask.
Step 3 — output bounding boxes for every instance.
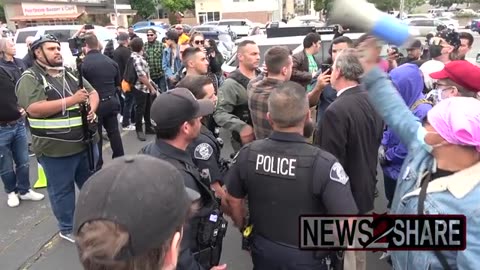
[433,88,443,103]
[428,44,443,58]
[417,128,449,153]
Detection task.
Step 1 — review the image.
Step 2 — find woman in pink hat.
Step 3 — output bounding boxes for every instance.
[358,37,480,270]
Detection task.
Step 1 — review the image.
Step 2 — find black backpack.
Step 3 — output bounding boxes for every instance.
[121,57,138,92]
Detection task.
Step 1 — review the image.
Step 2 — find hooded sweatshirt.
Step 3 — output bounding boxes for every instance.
[381,64,433,180]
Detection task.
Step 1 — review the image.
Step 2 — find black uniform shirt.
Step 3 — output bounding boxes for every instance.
[82,50,120,99]
[226,131,358,215]
[187,125,222,185]
[154,139,202,193]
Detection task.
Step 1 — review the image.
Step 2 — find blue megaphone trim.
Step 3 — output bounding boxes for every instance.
[372,14,410,47]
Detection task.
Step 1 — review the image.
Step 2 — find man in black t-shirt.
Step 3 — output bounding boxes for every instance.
[0,38,44,207]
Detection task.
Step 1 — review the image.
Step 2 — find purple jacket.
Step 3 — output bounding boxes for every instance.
[382,64,432,180]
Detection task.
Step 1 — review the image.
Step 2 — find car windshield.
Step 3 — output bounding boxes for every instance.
[227,43,299,67]
[16,30,38,43]
[44,29,78,42]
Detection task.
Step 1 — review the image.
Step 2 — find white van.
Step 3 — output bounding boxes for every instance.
[15,25,116,69]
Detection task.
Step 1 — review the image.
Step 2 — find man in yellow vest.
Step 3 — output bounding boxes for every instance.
[16,35,100,243]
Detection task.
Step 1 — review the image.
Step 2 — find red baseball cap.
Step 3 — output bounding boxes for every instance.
[429,60,480,92]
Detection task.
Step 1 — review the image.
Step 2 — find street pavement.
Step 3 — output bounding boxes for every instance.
[2,32,480,270]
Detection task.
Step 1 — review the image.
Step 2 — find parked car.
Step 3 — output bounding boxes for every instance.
[470,19,480,33]
[133,21,156,29]
[437,17,459,30]
[14,25,116,69]
[404,18,446,36]
[216,19,254,37]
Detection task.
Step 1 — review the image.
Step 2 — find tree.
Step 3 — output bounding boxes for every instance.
[160,0,194,12]
[429,0,464,8]
[130,0,158,19]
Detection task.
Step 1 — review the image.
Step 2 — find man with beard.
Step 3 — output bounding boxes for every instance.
[224,81,358,269]
[16,35,100,243]
[248,46,295,139]
[388,39,424,69]
[144,28,166,93]
[214,40,260,152]
[140,88,227,270]
[177,75,227,206]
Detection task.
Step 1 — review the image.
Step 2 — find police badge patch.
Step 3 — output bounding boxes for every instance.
[194,143,213,160]
[329,162,349,185]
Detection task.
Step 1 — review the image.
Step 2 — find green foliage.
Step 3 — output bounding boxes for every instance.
[0,3,5,23]
[160,0,194,12]
[131,0,158,19]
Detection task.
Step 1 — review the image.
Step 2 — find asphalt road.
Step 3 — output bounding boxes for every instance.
[2,32,480,270]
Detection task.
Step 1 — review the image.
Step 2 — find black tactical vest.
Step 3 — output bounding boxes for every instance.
[25,68,85,142]
[245,139,326,246]
[228,70,253,126]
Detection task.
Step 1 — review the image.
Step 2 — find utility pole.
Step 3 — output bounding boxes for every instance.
[399,0,405,19]
[113,0,118,26]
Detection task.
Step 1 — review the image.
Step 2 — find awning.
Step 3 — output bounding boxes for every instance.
[10,13,84,21]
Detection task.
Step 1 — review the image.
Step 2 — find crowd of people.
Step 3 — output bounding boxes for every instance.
[1,20,480,270]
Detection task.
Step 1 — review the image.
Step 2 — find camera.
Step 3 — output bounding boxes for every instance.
[68,36,85,57]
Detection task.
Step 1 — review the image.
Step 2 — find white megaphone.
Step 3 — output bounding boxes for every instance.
[330,0,419,47]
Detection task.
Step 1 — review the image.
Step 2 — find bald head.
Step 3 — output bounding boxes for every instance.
[26,36,35,48]
[268,81,309,128]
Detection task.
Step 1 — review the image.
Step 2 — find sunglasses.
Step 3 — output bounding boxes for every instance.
[147,34,155,37]
[194,40,205,45]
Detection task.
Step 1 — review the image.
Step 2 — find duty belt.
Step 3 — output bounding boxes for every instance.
[100,95,113,102]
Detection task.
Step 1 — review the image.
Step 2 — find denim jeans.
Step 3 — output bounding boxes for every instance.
[0,120,30,195]
[38,148,95,234]
[153,76,167,93]
[122,92,135,127]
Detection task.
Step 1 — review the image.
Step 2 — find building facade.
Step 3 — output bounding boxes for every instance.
[195,0,280,24]
[3,0,135,29]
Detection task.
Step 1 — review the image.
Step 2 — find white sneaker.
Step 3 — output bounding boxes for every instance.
[117,115,123,123]
[122,125,135,131]
[7,192,20,207]
[59,232,75,243]
[19,189,45,201]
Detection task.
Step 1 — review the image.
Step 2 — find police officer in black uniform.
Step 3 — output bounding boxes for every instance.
[139,88,227,270]
[224,81,359,270]
[177,75,228,199]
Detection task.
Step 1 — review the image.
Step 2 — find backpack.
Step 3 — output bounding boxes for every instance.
[121,57,138,93]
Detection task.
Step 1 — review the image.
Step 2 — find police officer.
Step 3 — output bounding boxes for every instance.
[81,33,125,170]
[213,40,261,152]
[139,88,227,270]
[177,75,227,199]
[224,81,359,270]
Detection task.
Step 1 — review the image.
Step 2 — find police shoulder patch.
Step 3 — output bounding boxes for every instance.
[194,143,214,161]
[329,162,349,185]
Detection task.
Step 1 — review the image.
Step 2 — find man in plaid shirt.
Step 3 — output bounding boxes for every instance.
[144,28,166,92]
[248,46,293,139]
[130,38,158,141]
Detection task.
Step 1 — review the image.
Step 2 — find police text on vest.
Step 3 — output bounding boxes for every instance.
[255,154,297,179]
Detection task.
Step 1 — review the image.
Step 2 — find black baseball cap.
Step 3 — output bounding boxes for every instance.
[407,39,422,49]
[151,88,214,129]
[73,155,200,260]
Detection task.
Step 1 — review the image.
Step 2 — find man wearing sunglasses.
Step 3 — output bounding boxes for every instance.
[428,60,480,104]
[144,29,166,93]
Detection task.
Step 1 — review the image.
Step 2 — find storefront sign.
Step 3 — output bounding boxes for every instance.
[22,3,78,16]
